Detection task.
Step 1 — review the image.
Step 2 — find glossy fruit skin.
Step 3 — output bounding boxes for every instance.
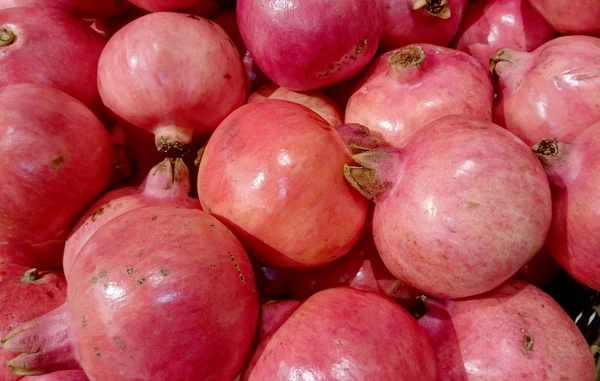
[67,206,259,381]
[346,44,493,147]
[380,0,467,50]
[529,0,600,36]
[544,123,600,290]
[248,83,343,126]
[63,159,200,278]
[0,264,67,381]
[0,0,128,18]
[493,36,600,146]
[372,115,551,298]
[454,0,556,69]
[245,287,438,381]
[419,280,596,380]
[98,12,246,149]
[237,0,382,91]
[0,84,113,269]
[198,100,369,269]
[0,7,107,114]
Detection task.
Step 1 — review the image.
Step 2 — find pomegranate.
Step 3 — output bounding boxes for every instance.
[2,206,259,380]
[245,287,437,380]
[419,280,596,380]
[22,370,88,381]
[0,8,106,114]
[248,83,343,126]
[533,123,600,290]
[380,0,468,50]
[198,100,369,269]
[0,84,113,269]
[98,12,246,153]
[63,159,200,278]
[345,115,551,298]
[492,35,600,146]
[0,0,128,18]
[529,0,600,36]
[346,44,493,147]
[237,0,382,91]
[0,264,67,380]
[90,7,148,39]
[454,0,556,69]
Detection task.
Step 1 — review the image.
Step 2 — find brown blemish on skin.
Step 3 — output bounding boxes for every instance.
[468,201,481,209]
[126,265,136,275]
[160,268,169,276]
[317,39,368,79]
[91,203,111,222]
[51,156,65,170]
[209,223,216,228]
[412,295,429,319]
[91,276,98,285]
[521,328,534,354]
[137,277,146,286]
[82,316,87,328]
[99,269,107,278]
[228,253,246,284]
[103,283,109,290]
[389,45,425,68]
[150,216,157,221]
[209,263,216,267]
[355,39,367,55]
[114,336,127,349]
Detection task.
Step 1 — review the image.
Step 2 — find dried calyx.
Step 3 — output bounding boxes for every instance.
[389,45,426,69]
[413,0,451,19]
[0,28,15,47]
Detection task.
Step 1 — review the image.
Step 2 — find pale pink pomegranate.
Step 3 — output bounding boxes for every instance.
[492,35,600,145]
[346,44,493,147]
[198,100,369,269]
[345,115,551,298]
[529,0,600,36]
[454,0,556,69]
[380,0,467,50]
[419,280,596,380]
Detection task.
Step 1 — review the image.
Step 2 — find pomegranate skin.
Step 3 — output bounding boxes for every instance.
[246,288,437,381]
[493,35,600,146]
[63,159,200,278]
[22,370,89,381]
[0,0,128,18]
[237,0,382,91]
[98,12,246,151]
[0,84,113,269]
[419,280,595,380]
[346,44,493,147]
[67,206,259,381]
[538,123,600,290]
[454,0,556,69]
[248,83,343,126]
[348,115,551,298]
[0,264,67,381]
[0,8,106,114]
[529,0,600,36]
[198,100,369,269]
[380,0,467,50]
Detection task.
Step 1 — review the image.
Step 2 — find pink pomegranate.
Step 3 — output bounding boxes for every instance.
[0,0,128,18]
[198,100,369,269]
[515,246,560,287]
[492,35,600,146]
[454,0,556,69]
[245,288,437,380]
[2,206,259,380]
[214,11,268,91]
[345,115,551,298]
[0,8,107,114]
[346,44,493,147]
[529,0,600,36]
[0,84,113,269]
[248,83,343,126]
[533,123,600,290]
[22,370,88,381]
[0,264,67,380]
[63,159,200,278]
[380,0,467,50]
[258,300,301,342]
[419,280,596,380]
[98,12,246,153]
[237,0,382,91]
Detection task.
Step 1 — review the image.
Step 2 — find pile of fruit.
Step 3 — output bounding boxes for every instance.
[1,0,599,380]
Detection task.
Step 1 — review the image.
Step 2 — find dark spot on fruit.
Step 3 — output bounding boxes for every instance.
[82,316,87,328]
[224,73,232,80]
[137,277,146,286]
[521,328,534,354]
[355,39,367,55]
[51,156,65,170]
[103,283,109,290]
[228,252,246,284]
[411,295,429,319]
[91,276,98,285]
[126,265,136,275]
[187,14,201,21]
[209,263,216,267]
[93,346,101,357]
[91,203,111,222]
[209,223,216,228]
[160,268,169,276]
[332,339,342,346]
[468,201,480,209]
[114,336,127,349]
[150,216,157,221]
[99,269,107,278]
